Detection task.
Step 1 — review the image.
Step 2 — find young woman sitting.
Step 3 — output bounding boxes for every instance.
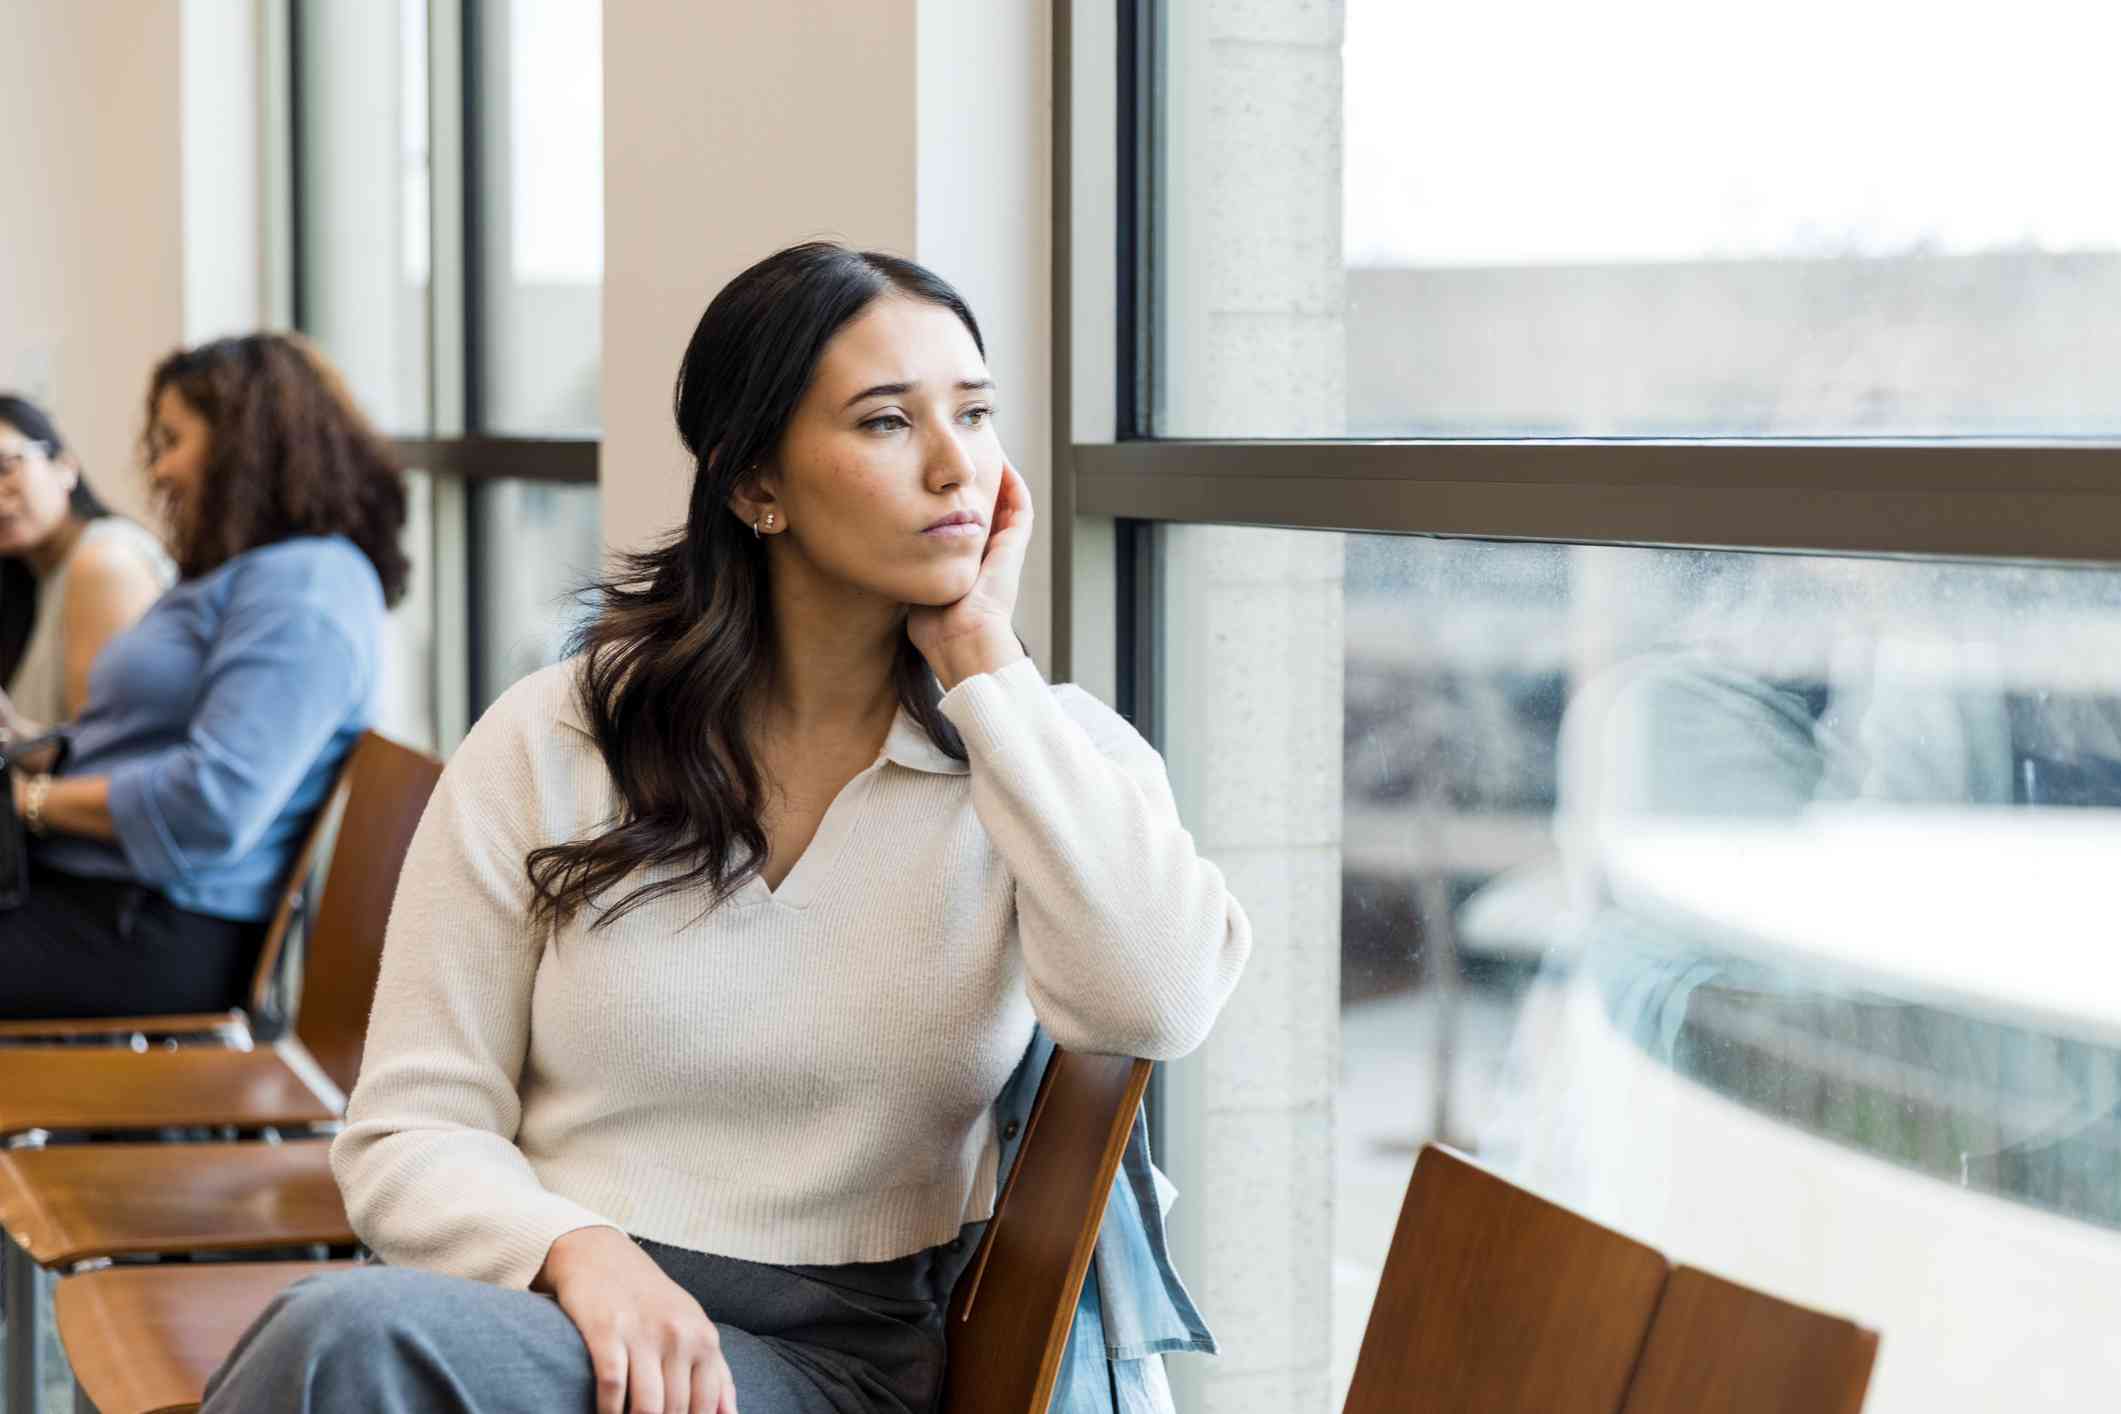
[0,335,409,1021]
[200,243,1251,1414]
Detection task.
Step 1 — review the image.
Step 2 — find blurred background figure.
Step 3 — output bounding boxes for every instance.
[0,334,410,1022]
[0,394,174,727]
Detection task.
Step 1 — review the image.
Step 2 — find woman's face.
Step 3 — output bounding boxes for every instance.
[0,419,81,557]
[750,295,1003,608]
[146,385,212,544]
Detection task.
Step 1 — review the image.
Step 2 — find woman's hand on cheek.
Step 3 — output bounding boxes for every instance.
[907,460,1032,691]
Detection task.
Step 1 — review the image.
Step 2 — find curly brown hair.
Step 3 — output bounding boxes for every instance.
[144,333,410,605]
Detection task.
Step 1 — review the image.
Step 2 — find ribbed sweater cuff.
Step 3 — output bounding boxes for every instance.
[470,1197,623,1290]
[938,656,1051,755]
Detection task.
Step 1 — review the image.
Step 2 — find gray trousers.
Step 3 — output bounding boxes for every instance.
[199,1234,972,1414]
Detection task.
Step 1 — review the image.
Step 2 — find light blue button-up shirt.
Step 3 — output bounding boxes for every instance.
[34,534,383,921]
[989,1029,1216,1414]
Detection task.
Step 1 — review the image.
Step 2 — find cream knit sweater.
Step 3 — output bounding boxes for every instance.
[331,657,1251,1287]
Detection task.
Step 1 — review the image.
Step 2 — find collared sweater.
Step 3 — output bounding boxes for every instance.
[332,656,1251,1287]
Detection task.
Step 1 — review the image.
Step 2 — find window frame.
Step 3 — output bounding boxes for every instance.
[287,0,599,484]
[1067,6,2121,1392]
[1052,0,2121,688]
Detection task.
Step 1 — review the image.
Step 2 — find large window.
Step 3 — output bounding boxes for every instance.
[1152,0,2121,440]
[291,0,600,747]
[1074,4,2121,1412]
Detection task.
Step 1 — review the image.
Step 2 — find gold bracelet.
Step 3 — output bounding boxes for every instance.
[23,773,52,836]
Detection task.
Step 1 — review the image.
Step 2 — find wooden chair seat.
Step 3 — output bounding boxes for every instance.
[1343,1145,1672,1414]
[0,1041,339,1139]
[0,1140,349,1267]
[56,1261,352,1414]
[1619,1266,1880,1414]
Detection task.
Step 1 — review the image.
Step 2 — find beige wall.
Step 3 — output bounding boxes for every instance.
[601,0,1053,666]
[1,0,188,521]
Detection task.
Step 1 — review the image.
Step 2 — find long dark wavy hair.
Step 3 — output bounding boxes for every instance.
[0,394,121,689]
[145,334,410,606]
[527,242,980,930]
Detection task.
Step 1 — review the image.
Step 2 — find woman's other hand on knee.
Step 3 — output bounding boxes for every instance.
[535,1227,738,1414]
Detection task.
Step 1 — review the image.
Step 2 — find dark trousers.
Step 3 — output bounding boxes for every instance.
[0,865,261,1020]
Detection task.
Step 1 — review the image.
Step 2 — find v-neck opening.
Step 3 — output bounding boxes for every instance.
[744,758,884,910]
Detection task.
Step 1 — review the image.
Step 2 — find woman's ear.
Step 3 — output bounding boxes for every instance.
[725,464,785,537]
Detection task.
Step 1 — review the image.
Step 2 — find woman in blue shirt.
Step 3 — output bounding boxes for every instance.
[0,333,409,1021]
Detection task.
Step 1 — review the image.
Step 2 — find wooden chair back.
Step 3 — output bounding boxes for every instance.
[941,1049,1153,1414]
[237,766,352,1029]
[1619,1265,1879,1414]
[56,1261,352,1414]
[1342,1145,1671,1414]
[291,732,443,1095]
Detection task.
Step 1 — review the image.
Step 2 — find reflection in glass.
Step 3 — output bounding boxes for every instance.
[1157,526,2121,1412]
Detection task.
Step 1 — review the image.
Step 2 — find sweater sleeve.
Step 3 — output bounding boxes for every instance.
[102,568,366,885]
[938,658,1251,1060]
[329,678,621,1286]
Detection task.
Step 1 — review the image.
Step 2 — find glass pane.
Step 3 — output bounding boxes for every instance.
[373,468,441,752]
[1152,0,2121,438]
[475,0,603,435]
[470,478,600,710]
[295,0,432,436]
[1153,523,2121,1413]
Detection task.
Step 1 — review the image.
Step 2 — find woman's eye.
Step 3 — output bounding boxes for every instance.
[961,406,993,428]
[861,414,911,434]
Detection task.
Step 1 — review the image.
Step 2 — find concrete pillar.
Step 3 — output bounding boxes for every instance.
[1154,4,1347,1412]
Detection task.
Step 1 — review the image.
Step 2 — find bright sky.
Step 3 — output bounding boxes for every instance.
[1343,0,2121,267]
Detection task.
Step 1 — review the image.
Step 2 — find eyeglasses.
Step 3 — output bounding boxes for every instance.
[0,441,51,476]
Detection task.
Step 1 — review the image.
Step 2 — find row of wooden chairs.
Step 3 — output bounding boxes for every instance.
[0,732,445,1414]
[0,728,1878,1414]
[31,1138,1882,1414]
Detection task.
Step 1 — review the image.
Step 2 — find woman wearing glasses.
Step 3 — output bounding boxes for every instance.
[0,394,174,731]
[0,338,408,1022]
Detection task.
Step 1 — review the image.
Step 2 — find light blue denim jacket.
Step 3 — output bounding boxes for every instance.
[989,1028,1216,1414]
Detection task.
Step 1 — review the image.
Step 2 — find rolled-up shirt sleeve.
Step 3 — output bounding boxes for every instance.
[104,573,364,884]
[939,658,1252,1060]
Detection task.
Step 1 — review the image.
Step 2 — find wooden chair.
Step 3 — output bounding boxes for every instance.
[0,733,441,1141]
[1619,1265,1879,1414]
[1341,1144,1672,1414]
[0,1140,350,1409]
[2,735,436,1410]
[48,1047,1155,1414]
[56,1261,354,1414]
[942,1049,1153,1414]
[0,760,351,1047]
